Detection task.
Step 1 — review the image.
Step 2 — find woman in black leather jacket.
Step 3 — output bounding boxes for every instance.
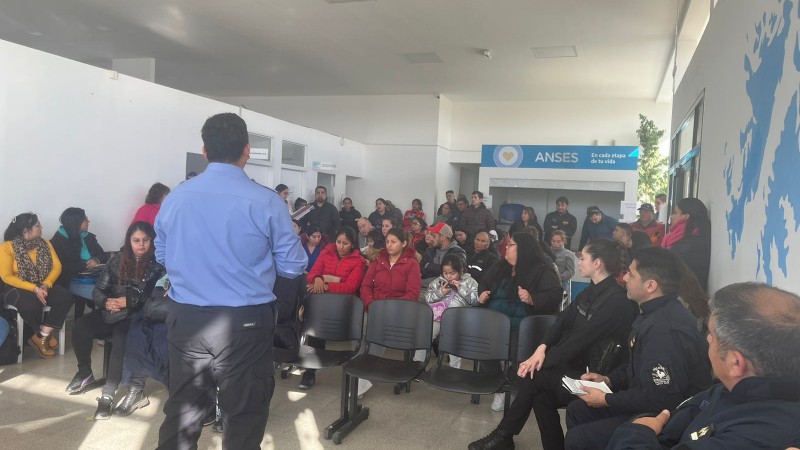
[64,221,165,420]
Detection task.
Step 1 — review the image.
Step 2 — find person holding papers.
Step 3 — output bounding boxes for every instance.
[469,239,636,450]
[563,247,711,450]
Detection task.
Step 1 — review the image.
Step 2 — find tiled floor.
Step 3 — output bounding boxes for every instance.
[0,325,560,449]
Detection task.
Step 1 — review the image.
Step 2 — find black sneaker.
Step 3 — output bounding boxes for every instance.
[94,395,114,420]
[468,427,515,450]
[212,419,223,433]
[298,370,316,390]
[114,386,149,416]
[65,372,95,394]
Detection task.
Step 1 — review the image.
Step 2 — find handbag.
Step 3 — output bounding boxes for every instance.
[143,287,171,323]
[100,285,140,324]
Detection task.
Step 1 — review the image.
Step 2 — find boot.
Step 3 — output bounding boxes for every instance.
[298,370,316,389]
[468,427,515,450]
[114,386,149,416]
[28,333,55,358]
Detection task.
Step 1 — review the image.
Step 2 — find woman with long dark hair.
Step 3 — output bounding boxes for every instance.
[470,238,636,450]
[509,206,543,237]
[132,182,170,225]
[477,232,563,411]
[402,199,426,230]
[661,198,711,289]
[50,208,108,298]
[368,198,391,228]
[1,213,74,358]
[65,221,166,420]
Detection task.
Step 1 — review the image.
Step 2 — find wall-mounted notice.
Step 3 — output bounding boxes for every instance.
[481,145,639,170]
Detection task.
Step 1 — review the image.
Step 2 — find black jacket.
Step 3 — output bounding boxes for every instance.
[478,258,564,318]
[608,376,800,449]
[540,276,636,371]
[543,210,578,248]
[605,295,712,415]
[671,236,710,291]
[50,231,108,288]
[339,208,361,233]
[420,242,467,279]
[93,253,166,312]
[466,249,499,283]
[306,202,341,241]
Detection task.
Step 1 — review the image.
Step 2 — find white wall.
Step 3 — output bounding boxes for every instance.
[451,99,672,151]
[672,0,800,293]
[218,94,441,146]
[0,40,365,249]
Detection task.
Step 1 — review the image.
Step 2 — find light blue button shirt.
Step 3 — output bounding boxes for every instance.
[155,163,307,307]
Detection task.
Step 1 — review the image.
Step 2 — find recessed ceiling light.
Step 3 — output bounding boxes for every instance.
[401,52,443,64]
[532,46,577,59]
[96,25,109,31]
[27,31,43,36]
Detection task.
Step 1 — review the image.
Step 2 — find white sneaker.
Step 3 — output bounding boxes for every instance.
[357,379,373,398]
[491,393,506,412]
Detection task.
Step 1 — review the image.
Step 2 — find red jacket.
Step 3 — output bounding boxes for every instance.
[630,219,666,246]
[307,244,367,295]
[360,246,420,309]
[402,209,426,230]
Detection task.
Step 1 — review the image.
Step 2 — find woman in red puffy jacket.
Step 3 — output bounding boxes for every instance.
[299,227,367,390]
[356,227,421,396]
[306,227,366,295]
[360,228,421,309]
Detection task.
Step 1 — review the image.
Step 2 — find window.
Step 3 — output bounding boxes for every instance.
[668,96,704,221]
[282,141,306,167]
[247,133,272,165]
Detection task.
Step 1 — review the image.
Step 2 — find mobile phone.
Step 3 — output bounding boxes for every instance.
[445,282,458,290]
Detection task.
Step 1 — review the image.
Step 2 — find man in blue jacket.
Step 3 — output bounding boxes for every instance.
[577,206,619,251]
[607,282,800,449]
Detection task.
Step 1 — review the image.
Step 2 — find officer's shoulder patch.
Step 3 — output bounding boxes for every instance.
[689,423,714,440]
[651,363,671,385]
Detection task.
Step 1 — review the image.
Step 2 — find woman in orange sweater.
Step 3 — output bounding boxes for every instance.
[1,213,74,358]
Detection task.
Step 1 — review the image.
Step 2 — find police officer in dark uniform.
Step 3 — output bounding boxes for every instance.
[563,247,711,450]
[608,282,800,450]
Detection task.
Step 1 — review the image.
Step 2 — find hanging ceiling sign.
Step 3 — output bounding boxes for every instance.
[481,145,639,170]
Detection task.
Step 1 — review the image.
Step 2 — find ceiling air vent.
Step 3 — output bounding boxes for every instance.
[532,46,578,59]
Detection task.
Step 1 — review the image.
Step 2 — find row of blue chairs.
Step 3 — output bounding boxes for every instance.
[277,293,556,445]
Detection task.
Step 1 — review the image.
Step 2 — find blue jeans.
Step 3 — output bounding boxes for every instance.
[0,316,9,345]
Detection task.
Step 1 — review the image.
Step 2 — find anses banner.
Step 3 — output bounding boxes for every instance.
[481,145,639,170]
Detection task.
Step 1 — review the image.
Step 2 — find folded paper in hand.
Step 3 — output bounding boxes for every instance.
[561,376,612,396]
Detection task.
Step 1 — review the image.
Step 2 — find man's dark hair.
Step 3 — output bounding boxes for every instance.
[632,247,682,296]
[711,282,800,376]
[472,191,484,199]
[315,186,327,194]
[201,113,249,163]
[556,196,569,205]
[275,184,288,193]
[446,190,454,195]
[655,193,667,202]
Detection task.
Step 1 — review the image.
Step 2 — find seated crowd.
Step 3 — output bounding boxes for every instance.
[1,182,798,450]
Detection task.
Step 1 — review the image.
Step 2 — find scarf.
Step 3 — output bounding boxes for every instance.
[11,236,53,285]
[57,226,91,261]
[661,219,697,249]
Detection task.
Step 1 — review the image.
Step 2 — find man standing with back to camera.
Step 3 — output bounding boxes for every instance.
[155,112,307,449]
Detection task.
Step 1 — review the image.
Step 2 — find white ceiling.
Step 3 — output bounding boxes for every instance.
[0,0,689,101]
